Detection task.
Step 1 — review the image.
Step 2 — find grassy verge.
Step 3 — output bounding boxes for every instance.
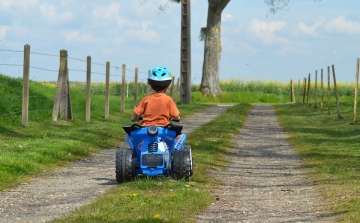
[273,102,360,222]
[191,91,289,104]
[52,104,252,223]
[0,74,285,191]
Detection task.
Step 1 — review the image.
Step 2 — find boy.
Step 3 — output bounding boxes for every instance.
[131,66,180,126]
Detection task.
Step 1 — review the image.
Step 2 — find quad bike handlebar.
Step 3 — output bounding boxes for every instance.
[132,116,179,122]
[130,116,179,129]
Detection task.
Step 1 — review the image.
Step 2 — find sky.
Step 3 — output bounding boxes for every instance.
[0,0,360,85]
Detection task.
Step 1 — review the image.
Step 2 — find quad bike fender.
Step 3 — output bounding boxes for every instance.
[126,134,135,150]
[174,134,187,150]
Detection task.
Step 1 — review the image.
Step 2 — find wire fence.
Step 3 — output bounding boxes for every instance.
[0,45,181,125]
[289,60,360,122]
[0,48,149,82]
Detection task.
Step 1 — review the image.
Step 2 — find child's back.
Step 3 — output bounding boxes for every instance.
[131,66,180,126]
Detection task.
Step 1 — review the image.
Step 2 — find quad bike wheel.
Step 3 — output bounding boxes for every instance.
[115,148,135,183]
[172,145,193,180]
[182,145,194,177]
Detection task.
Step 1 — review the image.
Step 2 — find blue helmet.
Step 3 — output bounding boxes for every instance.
[148,66,172,87]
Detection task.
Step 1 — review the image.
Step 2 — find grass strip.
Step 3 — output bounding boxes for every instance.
[52,104,252,223]
[0,103,211,191]
[274,102,360,222]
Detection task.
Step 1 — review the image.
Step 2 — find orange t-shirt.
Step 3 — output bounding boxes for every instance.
[134,92,180,126]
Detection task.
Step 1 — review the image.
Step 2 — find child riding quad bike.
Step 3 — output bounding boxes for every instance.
[115,66,193,183]
[115,121,193,183]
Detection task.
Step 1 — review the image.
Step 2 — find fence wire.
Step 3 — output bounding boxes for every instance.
[0,46,179,123]
[0,48,150,80]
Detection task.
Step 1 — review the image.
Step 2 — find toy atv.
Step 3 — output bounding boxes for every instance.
[115,121,193,183]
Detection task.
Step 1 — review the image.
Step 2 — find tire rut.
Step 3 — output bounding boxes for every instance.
[0,105,229,223]
[196,105,337,223]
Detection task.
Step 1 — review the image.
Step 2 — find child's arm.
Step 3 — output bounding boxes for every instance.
[170,115,180,121]
[131,111,140,122]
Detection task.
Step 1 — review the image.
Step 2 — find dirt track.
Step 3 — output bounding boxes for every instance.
[0,105,336,222]
[0,105,229,223]
[196,106,336,222]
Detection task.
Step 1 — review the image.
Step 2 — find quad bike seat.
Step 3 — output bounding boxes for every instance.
[123,124,183,137]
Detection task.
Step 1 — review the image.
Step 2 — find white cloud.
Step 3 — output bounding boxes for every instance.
[233,23,244,34]
[39,3,73,24]
[240,43,259,54]
[60,0,76,8]
[247,19,289,45]
[92,3,129,28]
[325,16,360,35]
[277,41,311,55]
[0,26,10,39]
[0,25,28,39]
[125,21,160,44]
[91,3,161,44]
[0,0,39,12]
[130,0,175,18]
[297,17,324,36]
[111,36,124,45]
[61,31,95,43]
[10,26,28,38]
[222,14,235,22]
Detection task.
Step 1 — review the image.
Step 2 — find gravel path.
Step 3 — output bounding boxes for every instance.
[196,105,337,223]
[0,105,229,223]
[0,105,337,223]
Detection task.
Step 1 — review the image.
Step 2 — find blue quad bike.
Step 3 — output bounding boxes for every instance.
[115,121,193,183]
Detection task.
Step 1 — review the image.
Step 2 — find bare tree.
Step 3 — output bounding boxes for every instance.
[200,0,230,96]
[159,0,321,96]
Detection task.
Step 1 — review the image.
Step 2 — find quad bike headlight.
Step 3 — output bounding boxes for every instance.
[147,126,158,137]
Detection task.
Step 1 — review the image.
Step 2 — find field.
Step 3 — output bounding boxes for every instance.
[1,74,360,222]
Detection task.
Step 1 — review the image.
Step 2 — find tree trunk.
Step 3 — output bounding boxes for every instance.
[201,0,230,96]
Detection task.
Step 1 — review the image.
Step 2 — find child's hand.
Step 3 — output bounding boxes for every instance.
[169,116,180,122]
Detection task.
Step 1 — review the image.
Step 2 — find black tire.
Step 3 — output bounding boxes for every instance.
[172,146,192,180]
[115,148,135,183]
[182,145,194,176]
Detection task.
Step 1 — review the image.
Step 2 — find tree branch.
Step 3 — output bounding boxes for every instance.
[217,0,231,12]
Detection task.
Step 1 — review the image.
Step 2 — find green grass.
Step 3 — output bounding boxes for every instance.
[0,103,210,191]
[191,91,289,104]
[3,73,360,221]
[274,101,360,222]
[0,74,212,190]
[52,104,252,223]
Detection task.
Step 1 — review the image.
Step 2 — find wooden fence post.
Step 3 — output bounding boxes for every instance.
[121,64,126,113]
[297,79,300,103]
[86,56,91,122]
[327,66,331,115]
[146,70,151,96]
[354,58,359,122]
[303,77,307,104]
[314,70,317,108]
[332,65,342,119]
[170,76,175,98]
[105,61,110,119]
[146,85,151,96]
[176,77,180,104]
[290,79,295,102]
[22,44,30,127]
[63,54,72,120]
[290,79,293,102]
[52,49,72,121]
[320,69,324,111]
[134,67,138,108]
[307,73,311,105]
